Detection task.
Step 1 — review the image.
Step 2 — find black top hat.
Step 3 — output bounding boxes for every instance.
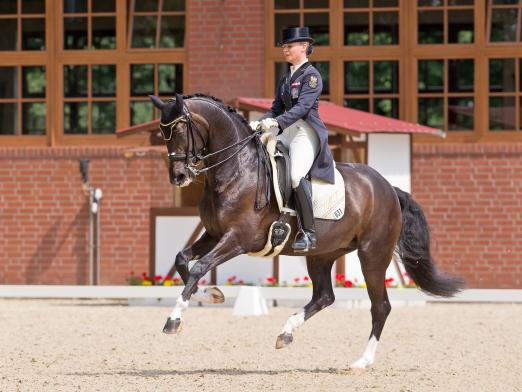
[278,27,315,46]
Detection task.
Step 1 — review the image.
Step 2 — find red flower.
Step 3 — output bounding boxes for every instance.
[239,280,244,284]
[173,277,181,282]
[385,277,395,288]
[199,279,207,285]
[267,277,274,283]
[294,277,300,283]
[164,275,171,281]
[344,280,353,287]
[154,275,162,281]
[303,276,310,281]
[141,272,147,277]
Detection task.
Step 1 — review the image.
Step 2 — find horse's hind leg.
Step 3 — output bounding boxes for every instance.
[276,253,337,349]
[349,247,392,372]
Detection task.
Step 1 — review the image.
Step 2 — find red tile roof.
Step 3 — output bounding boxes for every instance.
[234,97,445,137]
[117,97,445,137]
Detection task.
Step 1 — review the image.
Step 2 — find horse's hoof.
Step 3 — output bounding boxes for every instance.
[205,287,225,304]
[275,333,293,349]
[162,317,183,334]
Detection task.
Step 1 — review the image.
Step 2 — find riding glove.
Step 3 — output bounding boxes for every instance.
[249,120,261,131]
[260,118,279,134]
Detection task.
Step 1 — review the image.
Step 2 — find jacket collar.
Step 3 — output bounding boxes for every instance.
[288,62,311,85]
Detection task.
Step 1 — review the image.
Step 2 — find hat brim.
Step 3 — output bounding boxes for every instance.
[277,37,315,46]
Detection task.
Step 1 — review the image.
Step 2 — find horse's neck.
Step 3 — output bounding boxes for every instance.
[195,101,250,152]
[189,99,256,190]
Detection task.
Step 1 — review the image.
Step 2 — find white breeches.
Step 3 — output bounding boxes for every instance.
[276,119,319,189]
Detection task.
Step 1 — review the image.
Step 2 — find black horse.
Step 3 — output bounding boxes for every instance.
[150,93,463,372]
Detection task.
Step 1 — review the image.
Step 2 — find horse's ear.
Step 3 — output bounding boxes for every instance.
[174,93,184,114]
[149,95,165,110]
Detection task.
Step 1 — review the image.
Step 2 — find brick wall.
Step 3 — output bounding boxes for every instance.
[3,144,522,288]
[412,143,522,289]
[0,147,172,285]
[187,0,265,100]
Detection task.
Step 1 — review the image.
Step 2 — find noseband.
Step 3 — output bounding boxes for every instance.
[159,102,262,176]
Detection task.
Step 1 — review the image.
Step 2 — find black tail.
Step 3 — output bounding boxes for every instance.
[394,187,464,297]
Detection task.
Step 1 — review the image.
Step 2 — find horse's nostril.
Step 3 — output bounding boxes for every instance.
[176,174,186,184]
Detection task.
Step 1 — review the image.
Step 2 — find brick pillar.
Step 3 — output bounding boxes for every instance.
[187,0,265,101]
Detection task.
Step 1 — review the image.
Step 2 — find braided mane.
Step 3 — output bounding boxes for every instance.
[183,93,252,131]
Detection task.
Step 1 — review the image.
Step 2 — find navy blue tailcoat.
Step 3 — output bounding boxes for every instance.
[260,62,335,184]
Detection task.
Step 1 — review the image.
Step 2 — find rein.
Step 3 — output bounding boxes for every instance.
[160,99,271,209]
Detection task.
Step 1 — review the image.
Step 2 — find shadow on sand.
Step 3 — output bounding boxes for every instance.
[66,367,354,377]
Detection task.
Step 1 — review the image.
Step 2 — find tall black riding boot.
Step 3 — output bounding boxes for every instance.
[292,177,317,252]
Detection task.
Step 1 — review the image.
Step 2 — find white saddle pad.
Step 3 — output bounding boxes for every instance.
[260,132,345,220]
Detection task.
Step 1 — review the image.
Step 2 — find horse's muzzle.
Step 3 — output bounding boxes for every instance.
[169,164,191,187]
[172,173,187,186]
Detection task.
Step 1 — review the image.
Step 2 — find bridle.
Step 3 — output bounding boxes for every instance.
[159,102,263,177]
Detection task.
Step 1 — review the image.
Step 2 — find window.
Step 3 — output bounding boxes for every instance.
[488,0,522,42]
[130,63,183,125]
[0,0,45,51]
[418,0,474,44]
[488,58,522,130]
[344,60,399,118]
[265,0,522,141]
[0,65,46,135]
[0,0,187,144]
[417,59,474,130]
[129,0,185,49]
[344,0,399,46]
[274,0,330,46]
[63,0,116,50]
[63,64,116,134]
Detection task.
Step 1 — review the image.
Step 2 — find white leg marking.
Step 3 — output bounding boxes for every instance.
[169,296,189,320]
[281,309,305,334]
[350,335,379,369]
[191,287,213,304]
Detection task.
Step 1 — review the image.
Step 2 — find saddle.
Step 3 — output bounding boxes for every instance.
[268,135,345,220]
[248,132,346,258]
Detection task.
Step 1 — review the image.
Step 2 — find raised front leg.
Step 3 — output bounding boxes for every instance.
[173,231,225,305]
[163,231,244,334]
[174,231,216,284]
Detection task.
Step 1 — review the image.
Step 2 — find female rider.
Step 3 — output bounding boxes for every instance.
[250,27,335,252]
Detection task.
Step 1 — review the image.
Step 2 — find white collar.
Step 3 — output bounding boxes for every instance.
[290,60,308,77]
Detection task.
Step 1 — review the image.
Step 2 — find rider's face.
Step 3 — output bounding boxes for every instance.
[282,42,308,65]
